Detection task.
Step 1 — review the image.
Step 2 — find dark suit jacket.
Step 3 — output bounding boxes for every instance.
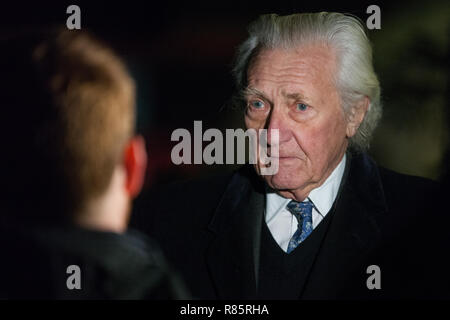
[0,221,189,299]
[132,152,450,299]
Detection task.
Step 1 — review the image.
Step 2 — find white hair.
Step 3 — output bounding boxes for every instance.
[232,12,382,152]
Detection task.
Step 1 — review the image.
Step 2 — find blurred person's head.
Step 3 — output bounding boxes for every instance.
[1,29,147,232]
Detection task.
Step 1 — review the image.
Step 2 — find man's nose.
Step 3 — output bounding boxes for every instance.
[266,107,291,145]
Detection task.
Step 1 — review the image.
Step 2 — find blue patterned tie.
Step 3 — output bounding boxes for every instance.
[286,200,314,253]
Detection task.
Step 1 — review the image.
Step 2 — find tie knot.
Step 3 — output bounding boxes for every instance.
[286,200,313,219]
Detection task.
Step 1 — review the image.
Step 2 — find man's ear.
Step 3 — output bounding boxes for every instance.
[346,96,369,138]
[124,135,147,198]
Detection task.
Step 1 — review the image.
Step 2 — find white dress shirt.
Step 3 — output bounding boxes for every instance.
[265,154,347,252]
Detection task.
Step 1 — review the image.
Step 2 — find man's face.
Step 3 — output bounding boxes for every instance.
[244,45,351,200]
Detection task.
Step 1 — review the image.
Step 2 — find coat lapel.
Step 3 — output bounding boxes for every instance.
[205,167,265,299]
[301,153,389,299]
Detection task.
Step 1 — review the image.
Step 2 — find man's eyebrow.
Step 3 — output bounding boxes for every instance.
[242,87,267,99]
[241,88,312,106]
[283,92,306,101]
[243,88,308,101]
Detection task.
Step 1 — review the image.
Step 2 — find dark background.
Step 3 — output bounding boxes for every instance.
[1,0,449,193]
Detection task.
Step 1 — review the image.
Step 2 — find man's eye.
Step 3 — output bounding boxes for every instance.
[250,100,265,109]
[296,103,309,111]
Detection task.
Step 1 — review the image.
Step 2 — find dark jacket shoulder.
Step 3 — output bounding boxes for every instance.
[0,222,189,299]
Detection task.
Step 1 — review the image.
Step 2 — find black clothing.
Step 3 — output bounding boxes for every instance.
[0,221,189,299]
[257,211,333,299]
[132,152,450,299]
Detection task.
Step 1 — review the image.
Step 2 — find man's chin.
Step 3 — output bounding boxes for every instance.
[263,174,303,193]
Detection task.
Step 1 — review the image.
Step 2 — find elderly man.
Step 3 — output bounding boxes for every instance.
[133,12,449,299]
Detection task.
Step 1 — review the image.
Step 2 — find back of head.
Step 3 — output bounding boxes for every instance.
[1,29,135,224]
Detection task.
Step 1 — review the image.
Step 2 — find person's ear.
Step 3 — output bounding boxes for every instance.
[124,135,147,198]
[346,96,369,138]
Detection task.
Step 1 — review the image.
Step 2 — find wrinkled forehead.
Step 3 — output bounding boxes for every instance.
[246,44,337,88]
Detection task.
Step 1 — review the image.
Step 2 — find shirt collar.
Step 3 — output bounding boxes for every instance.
[265,190,291,223]
[307,153,346,217]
